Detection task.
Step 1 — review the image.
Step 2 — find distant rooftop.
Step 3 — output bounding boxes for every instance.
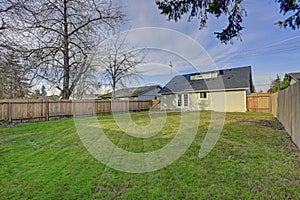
[288,72,300,81]
[99,85,161,99]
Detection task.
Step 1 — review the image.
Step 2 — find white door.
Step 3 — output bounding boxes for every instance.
[177,94,188,108]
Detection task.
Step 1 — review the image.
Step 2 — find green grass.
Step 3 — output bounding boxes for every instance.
[1,112,300,199]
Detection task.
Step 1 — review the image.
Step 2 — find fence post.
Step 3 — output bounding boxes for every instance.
[45,100,49,121]
[268,95,272,113]
[8,102,12,122]
[40,99,44,120]
[95,100,98,115]
[109,100,112,114]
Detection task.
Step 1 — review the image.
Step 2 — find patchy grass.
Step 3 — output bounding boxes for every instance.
[1,112,300,199]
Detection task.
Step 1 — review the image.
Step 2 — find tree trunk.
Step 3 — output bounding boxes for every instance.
[62,0,70,99]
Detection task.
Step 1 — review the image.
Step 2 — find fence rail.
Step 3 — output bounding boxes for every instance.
[0,100,157,122]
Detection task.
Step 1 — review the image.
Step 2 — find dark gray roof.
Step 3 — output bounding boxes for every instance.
[289,72,300,81]
[99,85,161,99]
[160,66,253,93]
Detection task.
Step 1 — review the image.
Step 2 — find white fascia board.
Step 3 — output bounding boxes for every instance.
[160,88,249,95]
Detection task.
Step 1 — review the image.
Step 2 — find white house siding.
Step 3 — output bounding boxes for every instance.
[290,79,297,85]
[161,94,177,110]
[161,90,246,112]
[210,90,246,112]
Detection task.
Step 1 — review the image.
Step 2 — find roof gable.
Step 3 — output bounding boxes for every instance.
[160,66,253,93]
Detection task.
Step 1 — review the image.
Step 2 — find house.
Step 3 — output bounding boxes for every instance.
[288,72,300,85]
[98,85,162,100]
[159,66,254,112]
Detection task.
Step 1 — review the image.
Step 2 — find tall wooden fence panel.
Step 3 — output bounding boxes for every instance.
[246,93,271,113]
[247,86,300,148]
[0,100,155,122]
[274,82,300,148]
[271,93,278,117]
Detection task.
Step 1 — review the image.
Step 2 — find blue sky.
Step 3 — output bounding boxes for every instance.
[114,0,300,92]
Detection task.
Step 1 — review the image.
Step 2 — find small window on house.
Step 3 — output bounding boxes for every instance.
[190,72,218,80]
[177,94,182,107]
[184,94,188,107]
[200,92,207,99]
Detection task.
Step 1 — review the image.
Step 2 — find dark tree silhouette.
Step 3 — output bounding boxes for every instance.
[276,0,300,30]
[156,0,300,44]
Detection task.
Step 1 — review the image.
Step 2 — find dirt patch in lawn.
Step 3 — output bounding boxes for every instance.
[0,121,18,128]
[240,118,285,130]
[254,119,285,130]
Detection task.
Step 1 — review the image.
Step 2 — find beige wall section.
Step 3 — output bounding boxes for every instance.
[290,79,297,85]
[160,94,177,110]
[213,90,247,112]
[161,90,246,112]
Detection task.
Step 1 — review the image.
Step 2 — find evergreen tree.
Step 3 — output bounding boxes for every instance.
[268,74,291,93]
[0,52,32,99]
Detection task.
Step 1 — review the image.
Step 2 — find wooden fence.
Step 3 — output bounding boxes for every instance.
[272,82,300,148]
[0,100,157,122]
[246,93,272,113]
[247,82,300,148]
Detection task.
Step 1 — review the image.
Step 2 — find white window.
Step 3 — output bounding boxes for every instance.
[177,94,182,107]
[200,92,207,99]
[190,72,218,80]
[184,94,188,107]
[177,94,188,107]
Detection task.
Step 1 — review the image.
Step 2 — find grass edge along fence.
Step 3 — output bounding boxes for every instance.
[271,81,300,149]
[247,81,300,148]
[0,99,159,123]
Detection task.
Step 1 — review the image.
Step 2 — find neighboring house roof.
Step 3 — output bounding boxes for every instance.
[288,72,300,81]
[160,66,253,93]
[99,85,162,99]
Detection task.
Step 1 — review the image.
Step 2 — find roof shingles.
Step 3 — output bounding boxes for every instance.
[160,66,253,93]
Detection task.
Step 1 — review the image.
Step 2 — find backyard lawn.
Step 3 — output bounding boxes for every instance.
[1,111,300,199]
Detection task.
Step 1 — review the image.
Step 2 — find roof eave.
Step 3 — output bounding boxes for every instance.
[160,87,250,94]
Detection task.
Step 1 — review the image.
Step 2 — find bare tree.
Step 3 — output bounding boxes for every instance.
[0,50,32,99]
[2,0,124,99]
[0,0,18,31]
[97,35,144,99]
[71,65,101,99]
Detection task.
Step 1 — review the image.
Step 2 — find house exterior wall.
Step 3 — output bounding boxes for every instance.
[161,90,246,112]
[138,87,161,100]
[161,94,177,110]
[118,97,138,101]
[290,78,297,85]
[212,90,246,112]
